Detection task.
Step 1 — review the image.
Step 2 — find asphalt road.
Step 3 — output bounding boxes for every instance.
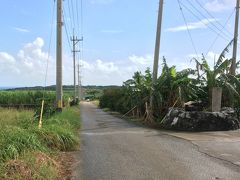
[73,102,240,180]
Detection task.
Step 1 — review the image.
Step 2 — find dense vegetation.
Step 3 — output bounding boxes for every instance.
[0,91,53,106]
[100,44,240,122]
[0,91,73,106]
[1,85,106,106]
[0,90,77,120]
[8,85,118,91]
[0,107,80,179]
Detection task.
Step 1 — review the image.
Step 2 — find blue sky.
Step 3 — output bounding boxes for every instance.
[0,0,237,86]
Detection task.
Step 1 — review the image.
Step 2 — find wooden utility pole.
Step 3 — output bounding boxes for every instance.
[150,0,164,109]
[230,0,240,75]
[71,31,83,102]
[56,0,63,111]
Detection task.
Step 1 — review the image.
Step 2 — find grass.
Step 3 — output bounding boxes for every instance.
[0,106,80,179]
[0,108,34,127]
[92,100,100,107]
[2,151,58,180]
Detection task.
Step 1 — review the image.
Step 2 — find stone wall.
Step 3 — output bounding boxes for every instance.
[161,108,240,131]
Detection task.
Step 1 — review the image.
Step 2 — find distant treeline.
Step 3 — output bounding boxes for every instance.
[6,85,120,91]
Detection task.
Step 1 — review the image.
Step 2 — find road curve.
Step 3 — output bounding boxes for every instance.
[73,102,240,180]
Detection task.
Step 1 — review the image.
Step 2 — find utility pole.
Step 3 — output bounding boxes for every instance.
[230,0,240,75]
[56,0,63,111]
[71,31,83,102]
[77,64,82,100]
[150,0,164,109]
[77,64,80,100]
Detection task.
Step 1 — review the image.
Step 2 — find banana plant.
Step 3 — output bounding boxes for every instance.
[123,68,152,117]
[152,57,199,117]
[195,39,240,109]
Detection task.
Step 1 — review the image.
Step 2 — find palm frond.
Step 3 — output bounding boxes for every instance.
[216,39,234,68]
[225,82,240,97]
[201,55,210,71]
[215,59,231,75]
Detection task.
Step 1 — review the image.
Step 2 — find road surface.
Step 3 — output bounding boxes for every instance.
[73,102,240,180]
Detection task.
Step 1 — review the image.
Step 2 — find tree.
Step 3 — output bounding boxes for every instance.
[195,40,240,110]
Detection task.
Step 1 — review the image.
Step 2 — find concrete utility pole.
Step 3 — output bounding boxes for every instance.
[71,31,83,102]
[56,0,63,111]
[150,0,164,109]
[230,0,240,75]
[77,64,82,100]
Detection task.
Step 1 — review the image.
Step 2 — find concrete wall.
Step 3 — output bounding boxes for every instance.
[212,87,222,112]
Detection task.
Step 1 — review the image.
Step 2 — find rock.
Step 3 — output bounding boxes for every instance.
[161,108,240,131]
[171,117,179,126]
[184,101,205,112]
[221,107,235,115]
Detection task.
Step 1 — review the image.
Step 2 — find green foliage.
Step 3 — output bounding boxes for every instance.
[0,90,72,121]
[34,98,57,120]
[85,89,103,100]
[99,52,240,121]
[0,127,45,161]
[100,60,199,118]
[99,87,129,113]
[0,107,80,166]
[193,40,240,107]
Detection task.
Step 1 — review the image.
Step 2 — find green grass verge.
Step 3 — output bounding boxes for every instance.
[0,106,80,179]
[91,100,100,107]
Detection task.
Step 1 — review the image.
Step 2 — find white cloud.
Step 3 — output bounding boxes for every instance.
[0,52,15,63]
[3,39,229,86]
[0,52,19,74]
[0,37,55,86]
[204,0,235,12]
[129,54,153,65]
[17,38,48,72]
[14,27,30,33]
[166,18,218,32]
[96,59,119,72]
[3,38,219,86]
[79,54,154,85]
[0,37,125,86]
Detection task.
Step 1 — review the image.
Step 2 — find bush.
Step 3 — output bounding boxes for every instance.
[0,127,45,161]
[99,88,130,113]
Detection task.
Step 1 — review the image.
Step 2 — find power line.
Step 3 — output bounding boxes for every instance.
[80,0,83,36]
[67,0,74,31]
[43,0,56,98]
[206,9,235,56]
[185,0,232,40]
[78,0,84,99]
[79,0,84,76]
[179,1,231,42]
[79,0,84,65]
[177,0,199,59]
[71,0,76,30]
[62,8,72,52]
[76,0,80,37]
[195,0,233,36]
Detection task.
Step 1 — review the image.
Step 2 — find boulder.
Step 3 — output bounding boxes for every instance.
[184,101,205,112]
[161,108,240,131]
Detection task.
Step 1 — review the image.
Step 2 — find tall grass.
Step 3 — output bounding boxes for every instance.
[0,106,80,179]
[0,91,54,105]
[0,90,70,107]
[0,108,34,127]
